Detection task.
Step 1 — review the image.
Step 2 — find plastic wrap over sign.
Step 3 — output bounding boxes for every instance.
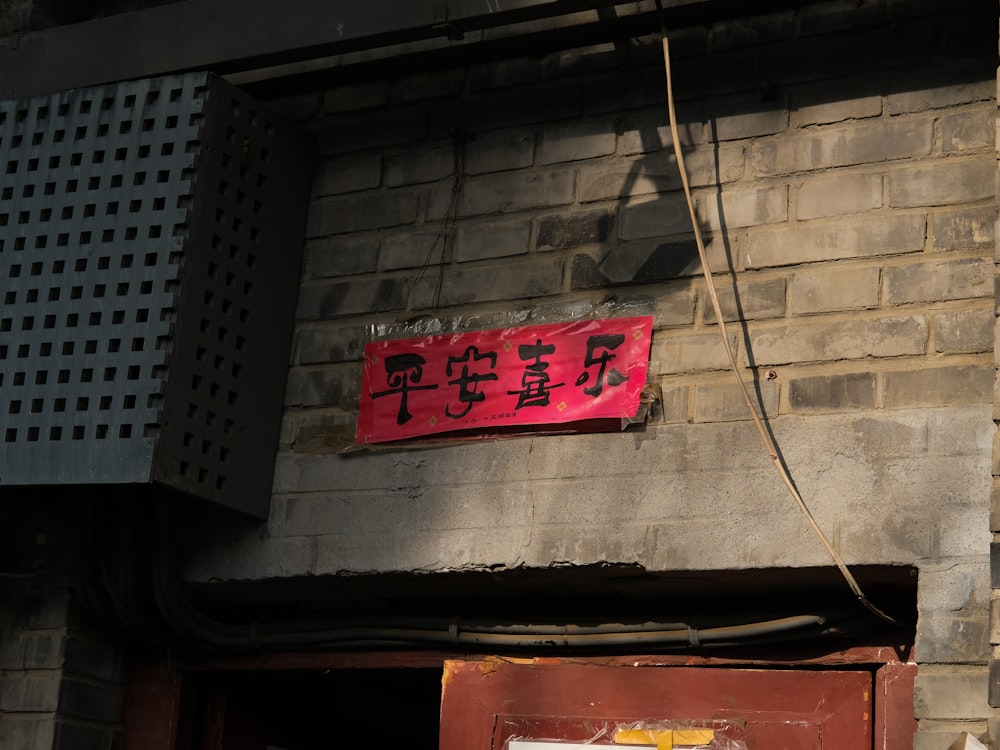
[506,719,747,750]
[356,316,654,444]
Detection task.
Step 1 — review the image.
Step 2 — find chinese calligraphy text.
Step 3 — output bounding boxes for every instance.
[356,316,653,444]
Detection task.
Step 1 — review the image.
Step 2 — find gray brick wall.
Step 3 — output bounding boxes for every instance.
[991,0,1000,736]
[0,583,125,750]
[177,1,1000,744]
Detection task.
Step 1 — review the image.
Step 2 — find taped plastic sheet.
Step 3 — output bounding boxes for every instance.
[507,719,747,750]
[367,299,655,343]
[613,721,746,749]
[355,306,655,445]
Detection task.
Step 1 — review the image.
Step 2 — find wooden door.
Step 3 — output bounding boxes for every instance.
[440,660,873,750]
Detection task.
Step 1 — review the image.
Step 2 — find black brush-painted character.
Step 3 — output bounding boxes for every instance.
[371,352,439,425]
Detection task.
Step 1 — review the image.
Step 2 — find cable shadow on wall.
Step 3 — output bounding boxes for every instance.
[704,115,793,489]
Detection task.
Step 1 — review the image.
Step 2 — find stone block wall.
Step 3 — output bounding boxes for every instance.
[0,586,126,750]
[0,501,127,750]
[195,0,998,744]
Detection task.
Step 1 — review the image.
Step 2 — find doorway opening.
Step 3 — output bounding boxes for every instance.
[184,667,443,750]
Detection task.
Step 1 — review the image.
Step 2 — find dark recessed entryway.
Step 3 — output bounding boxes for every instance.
[185,667,442,750]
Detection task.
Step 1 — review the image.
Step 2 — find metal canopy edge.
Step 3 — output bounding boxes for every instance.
[1,0,753,99]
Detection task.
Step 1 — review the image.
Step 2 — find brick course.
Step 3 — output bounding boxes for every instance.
[701,276,786,323]
[935,307,994,354]
[932,206,996,250]
[296,277,409,319]
[791,74,882,126]
[787,265,880,315]
[941,108,996,152]
[304,237,379,279]
[538,121,617,165]
[380,232,447,270]
[788,372,877,412]
[749,315,929,366]
[794,171,882,220]
[707,96,789,141]
[884,364,993,408]
[312,153,382,197]
[751,117,935,176]
[306,192,420,237]
[748,214,927,267]
[536,209,613,252]
[889,160,996,208]
[435,256,565,306]
[456,170,576,217]
[454,219,531,262]
[385,145,455,188]
[884,257,993,305]
[464,131,535,175]
[693,380,779,422]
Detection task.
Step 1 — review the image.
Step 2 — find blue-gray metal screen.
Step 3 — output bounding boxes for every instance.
[0,72,311,517]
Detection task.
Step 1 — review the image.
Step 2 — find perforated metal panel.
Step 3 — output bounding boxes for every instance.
[0,72,312,517]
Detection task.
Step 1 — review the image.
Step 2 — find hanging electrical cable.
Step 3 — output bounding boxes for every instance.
[651,0,899,627]
[130,495,860,653]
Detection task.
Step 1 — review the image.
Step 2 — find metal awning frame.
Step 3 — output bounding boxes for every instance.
[0,0,810,99]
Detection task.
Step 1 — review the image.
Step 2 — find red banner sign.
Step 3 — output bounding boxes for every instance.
[356,316,654,444]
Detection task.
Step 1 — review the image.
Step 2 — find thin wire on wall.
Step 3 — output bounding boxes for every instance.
[653,1,899,627]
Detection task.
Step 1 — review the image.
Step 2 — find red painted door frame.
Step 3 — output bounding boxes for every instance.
[121,648,916,750]
[120,658,187,750]
[439,660,874,750]
[875,661,918,749]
